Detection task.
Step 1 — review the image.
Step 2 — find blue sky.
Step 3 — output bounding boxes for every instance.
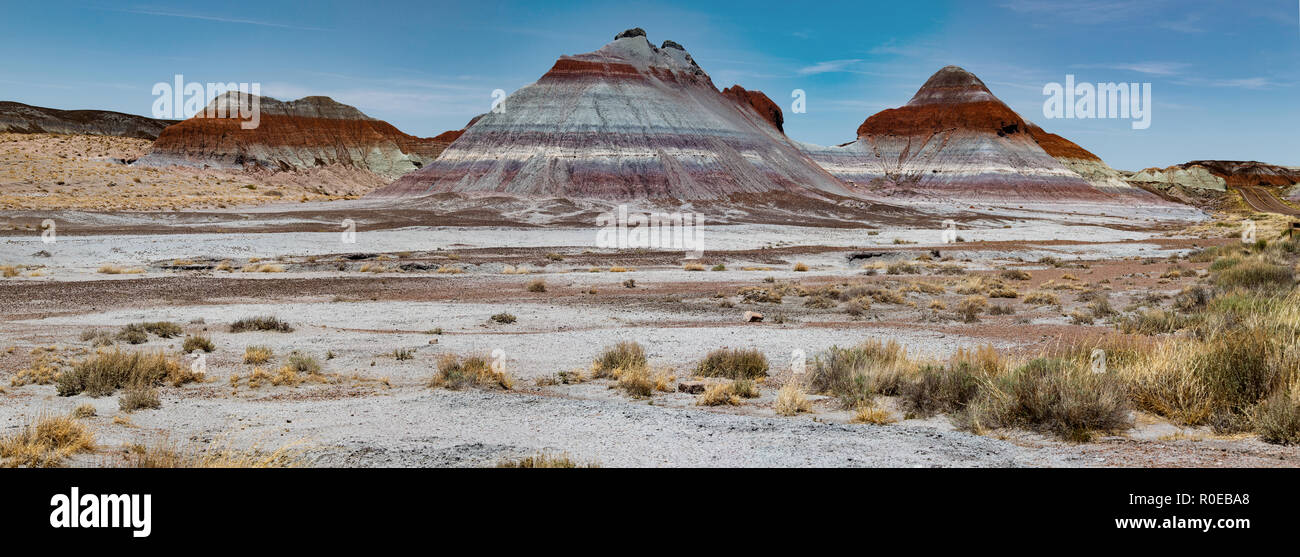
[0,0,1296,169]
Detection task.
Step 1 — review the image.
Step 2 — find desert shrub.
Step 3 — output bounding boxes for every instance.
[429,354,511,390]
[284,353,322,374]
[988,287,1019,299]
[955,295,987,322]
[526,279,546,292]
[697,382,740,406]
[71,404,97,419]
[695,348,769,379]
[116,325,148,344]
[774,381,811,416]
[119,385,161,412]
[490,313,517,324]
[901,363,981,418]
[1254,390,1300,445]
[988,304,1015,315]
[851,403,896,425]
[126,439,304,468]
[137,321,183,338]
[0,413,96,467]
[1116,309,1195,335]
[886,261,921,275]
[497,452,597,468]
[616,366,655,398]
[56,349,194,397]
[807,340,911,407]
[792,262,809,272]
[230,315,293,333]
[1022,291,1059,306]
[1213,258,1293,291]
[711,264,726,271]
[804,296,837,309]
[1000,269,1032,281]
[1173,285,1209,311]
[593,342,647,377]
[732,379,760,398]
[1069,310,1095,325]
[393,348,414,361]
[961,358,1131,441]
[243,345,273,364]
[737,287,782,304]
[182,334,214,353]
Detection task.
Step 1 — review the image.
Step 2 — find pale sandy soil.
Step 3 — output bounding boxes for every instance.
[2,208,1296,467]
[0,133,381,211]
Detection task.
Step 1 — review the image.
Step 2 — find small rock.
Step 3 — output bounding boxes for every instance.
[428,338,438,344]
[743,311,764,323]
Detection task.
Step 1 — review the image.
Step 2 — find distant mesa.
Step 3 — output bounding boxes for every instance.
[800,65,1153,203]
[0,101,176,140]
[370,28,849,200]
[135,93,453,180]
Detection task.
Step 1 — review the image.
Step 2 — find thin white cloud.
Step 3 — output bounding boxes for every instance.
[796,59,864,76]
[999,0,1156,24]
[1072,62,1192,76]
[102,7,331,31]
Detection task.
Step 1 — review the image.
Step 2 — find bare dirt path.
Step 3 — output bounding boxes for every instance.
[1239,186,1300,217]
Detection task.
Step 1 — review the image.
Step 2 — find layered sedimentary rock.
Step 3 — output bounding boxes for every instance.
[136,94,451,180]
[1128,165,1227,192]
[1178,160,1300,189]
[371,29,848,200]
[0,101,176,139]
[800,66,1144,202]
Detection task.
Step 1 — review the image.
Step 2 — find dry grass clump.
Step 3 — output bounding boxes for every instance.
[792,262,809,272]
[242,263,285,273]
[1116,309,1195,335]
[737,286,782,304]
[243,345,273,364]
[428,354,512,390]
[1022,291,1059,306]
[954,275,1003,295]
[807,339,911,408]
[97,264,144,275]
[501,265,530,275]
[851,403,896,425]
[592,342,647,377]
[988,287,1019,299]
[71,404,96,419]
[0,413,96,467]
[119,385,161,412]
[436,265,464,274]
[125,439,304,468]
[1000,269,1032,281]
[1213,258,1293,291]
[775,381,812,416]
[0,265,21,278]
[698,382,741,406]
[284,353,322,374]
[128,321,182,338]
[955,295,988,322]
[684,263,707,271]
[958,358,1131,442]
[526,279,547,292]
[182,334,214,353]
[496,452,597,468]
[490,312,517,324]
[56,349,197,397]
[1254,388,1300,445]
[229,315,293,333]
[694,348,769,379]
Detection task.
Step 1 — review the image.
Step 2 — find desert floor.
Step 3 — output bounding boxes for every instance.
[3,202,1298,467]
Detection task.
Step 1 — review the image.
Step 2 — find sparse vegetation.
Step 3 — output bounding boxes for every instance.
[695,348,768,379]
[775,381,812,416]
[243,345,273,364]
[593,342,647,377]
[182,334,214,353]
[490,312,517,324]
[0,413,96,467]
[57,349,199,397]
[119,385,162,412]
[526,279,547,292]
[230,315,293,333]
[428,353,512,390]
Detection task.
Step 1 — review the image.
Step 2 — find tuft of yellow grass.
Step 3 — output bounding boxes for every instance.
[496,452,598,468]
[775,381,812,416]
[793,262,809,272]
[683,263,706,271]
[0,413,96,467]
[97,264,143,275]
[124,438,304,468]
[851,403,896,425]
[243,345,273,364]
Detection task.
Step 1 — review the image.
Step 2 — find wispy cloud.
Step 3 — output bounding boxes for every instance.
[1072,62,1192,76]
[796,59,863,76]
[999,0,1155,24]
[1157,13,1205,33]
[101,7,331,31]
[1172,76,1279,89]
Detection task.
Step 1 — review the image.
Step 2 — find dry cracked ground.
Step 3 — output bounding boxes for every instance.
[2,206,1299,468]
